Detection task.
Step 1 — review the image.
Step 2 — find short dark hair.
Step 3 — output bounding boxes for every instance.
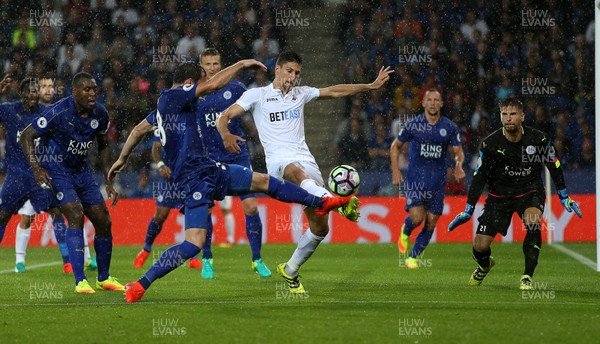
[200,48,221,61]
[499,97,523,110]
[72,72,94,88]
[276,51,302,66]
[173,62,203,84]
[424,87,442,100]
[20,78,36,92]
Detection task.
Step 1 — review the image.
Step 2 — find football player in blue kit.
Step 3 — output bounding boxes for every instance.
[108,61,356,302]
[20,72,123,293]
[0,76,67,272]
[196,48,271,279]
[390,89,465,268]
[132,124,203,269]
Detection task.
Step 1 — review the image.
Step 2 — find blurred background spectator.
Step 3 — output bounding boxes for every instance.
[0,0,593,197]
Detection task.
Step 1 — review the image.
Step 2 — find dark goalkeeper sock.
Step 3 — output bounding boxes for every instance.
[523,224,542,276]
[472,247,492,269]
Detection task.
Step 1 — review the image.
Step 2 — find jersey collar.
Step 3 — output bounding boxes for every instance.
[501,126,525,136]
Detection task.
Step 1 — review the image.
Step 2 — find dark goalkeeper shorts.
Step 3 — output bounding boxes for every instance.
[476,190,545,237]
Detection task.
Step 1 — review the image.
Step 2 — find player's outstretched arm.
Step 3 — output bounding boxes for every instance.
[196,59,267,97]
[19,126,52,189]
[109,119,154,182]
[390,138,405,187]
[318,66,393,99]
[217,103,246,154]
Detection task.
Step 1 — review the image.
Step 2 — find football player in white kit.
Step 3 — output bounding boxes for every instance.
[218,51,392,293]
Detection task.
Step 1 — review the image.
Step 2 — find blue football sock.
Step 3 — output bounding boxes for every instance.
[266,176,321,208]
[245,214,262,261]
[53,217,69,263]
[0,222,6,243]
[202,217,213,260]
[410,229,434,258]
[144,219,163,252]
[402,216,419,236]
[140,240,200,290]
[94,236,113,281]
[66,229,86,284]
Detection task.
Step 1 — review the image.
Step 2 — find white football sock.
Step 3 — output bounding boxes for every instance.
[83,232,91,260]
[15,225,31,264]
[285,229,325,277]
[224,213,235,243]
[300,179,332,198]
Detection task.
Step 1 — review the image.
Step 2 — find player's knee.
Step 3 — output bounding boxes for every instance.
[185,228,206,248]
[242,201,259,215]
[310,219,329,237]
[409,215,424,226]
[65,210,84,228]
[20,216,32,228]
[251,173,270,192]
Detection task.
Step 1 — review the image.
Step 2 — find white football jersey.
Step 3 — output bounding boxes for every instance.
[236,83,320,169]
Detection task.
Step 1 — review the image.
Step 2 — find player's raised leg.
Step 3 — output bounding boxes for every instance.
[228,165,354,216]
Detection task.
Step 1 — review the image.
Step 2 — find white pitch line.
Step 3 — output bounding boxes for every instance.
[0,300,597,308]
[0,261,62,275]
[550,244,597,270]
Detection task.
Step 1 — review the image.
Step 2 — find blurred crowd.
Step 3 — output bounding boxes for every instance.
[333,0,594,181]
[0,0,595,197]
[0,0,289,195]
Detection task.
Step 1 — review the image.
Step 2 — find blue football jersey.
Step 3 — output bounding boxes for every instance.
[398,114,461,189]
[195,80,249,162]
[31,96,109,173]
[0,101,47,174]
[147,84,215,183]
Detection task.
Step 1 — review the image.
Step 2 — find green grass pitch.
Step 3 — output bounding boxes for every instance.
[1,243,598,343]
